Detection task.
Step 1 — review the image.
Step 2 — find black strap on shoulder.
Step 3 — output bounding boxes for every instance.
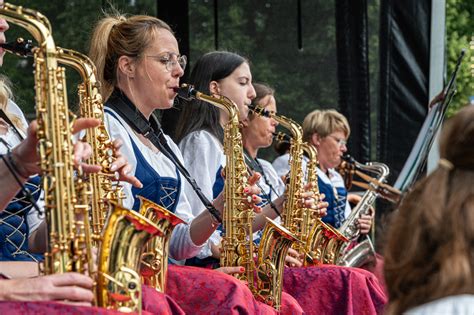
[106,89,222,223]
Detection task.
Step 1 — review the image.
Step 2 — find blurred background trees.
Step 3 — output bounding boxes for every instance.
[2,0,472,142]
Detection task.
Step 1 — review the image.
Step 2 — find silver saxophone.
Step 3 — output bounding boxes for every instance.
[332,155,392,267]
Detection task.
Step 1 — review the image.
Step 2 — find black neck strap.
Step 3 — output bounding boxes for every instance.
[242,148,281,217]
[106,89,222,224]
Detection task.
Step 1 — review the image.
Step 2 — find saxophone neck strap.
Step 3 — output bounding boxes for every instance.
[106,89,222,224]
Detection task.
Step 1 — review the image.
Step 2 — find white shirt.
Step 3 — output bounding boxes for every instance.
[178,130,226,258]
[406,294,474,315]
[105,109,206,261]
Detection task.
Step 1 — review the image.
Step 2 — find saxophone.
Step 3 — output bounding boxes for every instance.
[0,5,163,312]
[138,196,186,293]
[178,85,297,310]
[56,48,186,299]
[178,84,255,284]
[55,47,125,240]
[300,142,348,266]
[0,2,93,276]
[249,105,341,260]
[271,130,348,265]
[97,201,161,312]
[325,156,391,266]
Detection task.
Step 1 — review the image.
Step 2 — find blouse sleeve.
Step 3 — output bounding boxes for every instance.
[178,131,224,259]
[178,131,224,216]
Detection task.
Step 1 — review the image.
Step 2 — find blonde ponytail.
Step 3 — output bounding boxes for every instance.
[0,75,25,133]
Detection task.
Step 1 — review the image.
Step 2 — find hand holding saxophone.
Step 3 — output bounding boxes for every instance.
[285,248,303,268]
[12,118,102,178]
[221,168,263,213]
[0,273,94,306]
[349,193,374,235]
[297,182,329,217]
[356,211,374,235]
[109,138,142,188]
[243,172,263,213]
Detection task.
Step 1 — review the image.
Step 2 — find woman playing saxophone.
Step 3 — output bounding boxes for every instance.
[88,13,285,314]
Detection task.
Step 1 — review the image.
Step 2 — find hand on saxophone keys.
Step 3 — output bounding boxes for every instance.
[285,248,303,268]
[108,139,143,188]
[242,172,263,213]
[299,182,328,217]
[12,118,102,178]
[356,210,374,235]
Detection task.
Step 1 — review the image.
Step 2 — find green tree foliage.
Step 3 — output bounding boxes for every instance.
[446,0,474,116]
[2,0,156,117]
[189,0,340,159]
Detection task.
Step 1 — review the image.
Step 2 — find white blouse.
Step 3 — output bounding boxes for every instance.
[178,130,226,258]
[105,109,207,261]
[406,294,474,315]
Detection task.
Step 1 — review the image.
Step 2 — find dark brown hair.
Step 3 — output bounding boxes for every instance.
[384,105,474,314]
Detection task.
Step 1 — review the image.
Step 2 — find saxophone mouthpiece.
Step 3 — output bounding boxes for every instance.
[341,154,355,164]
[0,38,34,57]
[273,132,291,143]
[176,83,196,100]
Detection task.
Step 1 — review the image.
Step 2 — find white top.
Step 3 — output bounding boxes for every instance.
[272,153,290,178]
[272,152,310,179]
[252,158,283,241]
[406,294,474,315]
[0,100,43,233]
[273,151,351,220]
[178,130,227,258]
[105,109,206,261]
[257,158,285,201]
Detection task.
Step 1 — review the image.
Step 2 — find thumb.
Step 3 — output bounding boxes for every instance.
[216,266,245,275]
[247,172,261,186]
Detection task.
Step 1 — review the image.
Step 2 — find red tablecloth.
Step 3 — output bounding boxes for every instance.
[0,301,145,315]
[165,265,303,314]
[283,265,387,315]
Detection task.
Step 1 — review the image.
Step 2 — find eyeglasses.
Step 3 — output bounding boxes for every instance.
[327,135,347,146]
[145,53,187,72]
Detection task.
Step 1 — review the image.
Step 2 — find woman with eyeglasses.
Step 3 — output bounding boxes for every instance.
[240,83,386,314]
[175,51,306,313]
[89,13,284,314]
[274,109,374,235]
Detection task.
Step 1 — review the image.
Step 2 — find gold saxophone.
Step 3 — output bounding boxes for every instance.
[300,142,348,265]
[249,106,327,254]
[97,201,161,312]
[55,47,125,240]
[0,1,93,276]
[178,84,297,310]
[138,196,186,292]
[56,48,186,300]
[0,5,163,312]
[272,130,348,265]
